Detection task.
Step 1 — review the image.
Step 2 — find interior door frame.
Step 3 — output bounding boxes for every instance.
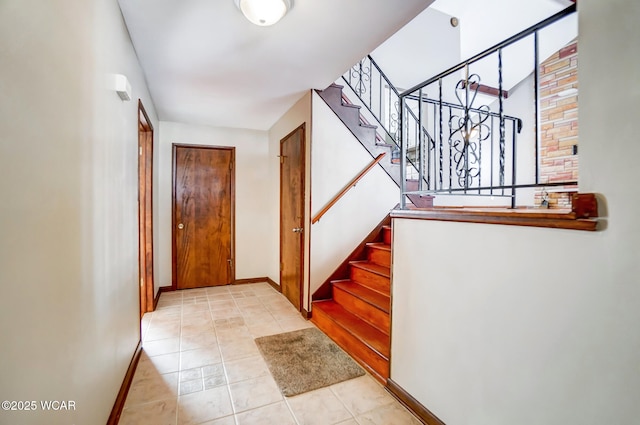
[279,123,306,311]
[171,144,236,290]
[138,100,154,317]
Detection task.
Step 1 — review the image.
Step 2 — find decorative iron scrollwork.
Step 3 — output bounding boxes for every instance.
[350,58,371,97]
[449,73,491,188]
[389,100,400,140]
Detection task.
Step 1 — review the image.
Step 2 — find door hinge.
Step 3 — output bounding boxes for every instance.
[229,162,233,170]
[140,277,144,287]
[227,258,233,268]
[139,146,143,156]
[278,155,286,164]
[280,262,284,271]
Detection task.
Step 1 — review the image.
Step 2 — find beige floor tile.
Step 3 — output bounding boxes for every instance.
[210,299,237,311]
[204,374,226,390]
[181,331,218,351]
[219,339,260,361]
[181,321,215,337]
[206,285,231,294]
[183,288,208,297]
[152,307,182,320]
[256,296,286,307]
[179,378,204,396]
[216,327,253,344]
[268,309,301,320]
[278,317,314,332]
[119,397,177,425]
[355,402,422,425]
[180,347,222,370]
[125,372,179,407]
[143,338,181,357]
[208,293,235,301]
[177,386,233,425]
[214,317,245,330]
[182,310,213,323]
[229,285,253,293]
[157,297,183,308]
[229,375,282,413]
[235,401,297,425]
[247,321,283,338]
[241,314,272,325]
[141,313,153,328]
[234,296,262,307]
[203,363,227,389]
[211,308,242,320]
[145,322,181,341]
[329,376,395,416]
[238,304,270,317]
[179,368,202,382]
[197,416,236,425]
[223,355,270,384]
[252,284,277,293]
[137,351,180,375]
[126,285,416,425]
[182,302,210,314]
[287,387,352,425]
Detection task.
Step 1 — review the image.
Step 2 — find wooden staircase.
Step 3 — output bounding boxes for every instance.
[316,83,434,209]
[312,224,392,383]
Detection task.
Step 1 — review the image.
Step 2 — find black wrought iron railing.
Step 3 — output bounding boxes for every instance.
[397,4,578,208]
[342,55,440,184]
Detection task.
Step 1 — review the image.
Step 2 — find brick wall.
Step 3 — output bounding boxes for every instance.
[535,40,578,208]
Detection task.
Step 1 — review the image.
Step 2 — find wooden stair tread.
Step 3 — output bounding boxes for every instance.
[366,242,391,252]
[333,280,389,312]
[350,260,390,278]
[313,300,390,358]
[342,103,362,110]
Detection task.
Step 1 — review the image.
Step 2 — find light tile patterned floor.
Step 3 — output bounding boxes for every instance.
[121,282,421,425]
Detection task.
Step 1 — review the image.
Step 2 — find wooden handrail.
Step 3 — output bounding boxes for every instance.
[312,153,386,224]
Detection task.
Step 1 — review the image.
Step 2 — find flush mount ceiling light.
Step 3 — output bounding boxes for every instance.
[234,0,292,26]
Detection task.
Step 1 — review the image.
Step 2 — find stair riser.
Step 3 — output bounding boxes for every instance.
[367,248,391,268]
[339,104,362,125]
[348,121,377,142]
[350,267,390,294]
[333,287,390,334]
[312,307,389,381]
[319,86,343,105]
[382,227,392,245]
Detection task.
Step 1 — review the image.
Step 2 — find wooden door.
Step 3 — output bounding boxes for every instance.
[280,124,305,311]
[138,101,154,317]
[173,145,235,289]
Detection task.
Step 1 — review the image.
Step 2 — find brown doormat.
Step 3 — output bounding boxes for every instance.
[255,327,365,397]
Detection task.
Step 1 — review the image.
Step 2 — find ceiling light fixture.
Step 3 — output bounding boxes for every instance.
[234,0,292,26]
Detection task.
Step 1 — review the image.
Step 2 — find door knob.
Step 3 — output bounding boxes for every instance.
[178,223,184,229]
[292,227,303,233]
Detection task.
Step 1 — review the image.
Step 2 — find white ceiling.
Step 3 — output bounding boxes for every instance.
[118,0,433,130]
[371,0,574,94]
[431,0,574,59]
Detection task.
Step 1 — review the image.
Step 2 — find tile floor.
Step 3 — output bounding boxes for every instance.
[120,282,422,425]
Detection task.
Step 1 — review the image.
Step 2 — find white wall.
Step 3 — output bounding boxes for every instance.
[310,92,399,309]
[157,122,271,287]
[372,7,461,90]
[431,0,574,60]
[0,0,159,423]
[267,92,313,287]
[391,0,640,423]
